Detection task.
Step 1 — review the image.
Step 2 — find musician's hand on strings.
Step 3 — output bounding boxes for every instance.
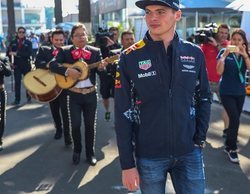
[66,68,81,80]
[98,59,108,71]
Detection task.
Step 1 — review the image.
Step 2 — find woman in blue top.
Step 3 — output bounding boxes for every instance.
[217,28,250,164]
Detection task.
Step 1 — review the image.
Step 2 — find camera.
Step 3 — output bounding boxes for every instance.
[194,23,217,44]
[95,29,114,47]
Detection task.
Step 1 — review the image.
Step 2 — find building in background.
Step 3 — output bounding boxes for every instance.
[90,0,241,41]
[45,7,54,30]
[0,0,49,37]
[91,0,131,34]
[0,0,243,41]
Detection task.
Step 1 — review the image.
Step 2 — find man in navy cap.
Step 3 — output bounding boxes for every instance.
[115,0,211,193]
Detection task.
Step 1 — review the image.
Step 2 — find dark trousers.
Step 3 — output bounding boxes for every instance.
[221,95,245,150]
[49,90,71,143]
[69,91,97,157]
[14,65,31,102]
[99,74,115,99]
[0,90,7,144]
[32,48,38,61]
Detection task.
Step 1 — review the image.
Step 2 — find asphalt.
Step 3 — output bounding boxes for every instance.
[0,73,249,194]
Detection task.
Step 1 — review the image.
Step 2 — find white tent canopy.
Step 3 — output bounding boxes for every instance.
[226,0,250,43]
[240,12,250,43]
[226,0,250,11]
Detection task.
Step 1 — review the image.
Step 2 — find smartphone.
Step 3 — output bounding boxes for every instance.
[227,45,239,53]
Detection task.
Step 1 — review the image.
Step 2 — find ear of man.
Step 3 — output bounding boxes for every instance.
[175,10,182,21]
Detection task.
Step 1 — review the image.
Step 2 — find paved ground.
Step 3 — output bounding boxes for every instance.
[0,74,249,194]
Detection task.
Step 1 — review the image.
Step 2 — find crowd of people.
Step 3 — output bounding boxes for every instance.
[0,23,136,166]
[0,0,249,193]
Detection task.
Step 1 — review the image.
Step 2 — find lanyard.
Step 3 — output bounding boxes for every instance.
[232,54,244,83]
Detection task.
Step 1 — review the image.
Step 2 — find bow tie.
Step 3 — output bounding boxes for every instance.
[71,48,92,60]
[52,48,59,56]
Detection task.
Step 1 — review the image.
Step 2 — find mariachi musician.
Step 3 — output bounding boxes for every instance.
[50,23,107,166]
[0,56,12,151]
[7,26,32,105]
[35,29,72,146]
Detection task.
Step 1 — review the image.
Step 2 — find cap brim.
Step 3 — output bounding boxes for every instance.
[135,1,172,10]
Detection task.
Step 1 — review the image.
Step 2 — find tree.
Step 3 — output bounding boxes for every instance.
[7,0,16,42]
[79,0,91,23]
[54,0,63,24]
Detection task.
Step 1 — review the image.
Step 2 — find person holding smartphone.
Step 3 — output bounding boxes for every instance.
[217,28,250,164]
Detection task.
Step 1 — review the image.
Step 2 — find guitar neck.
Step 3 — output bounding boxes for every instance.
[88,61,101,70]
[88,55,119,70]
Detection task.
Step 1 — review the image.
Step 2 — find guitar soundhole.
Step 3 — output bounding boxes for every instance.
[33,75,47,87]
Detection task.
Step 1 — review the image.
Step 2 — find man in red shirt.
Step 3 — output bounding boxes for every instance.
[201,23,230,136]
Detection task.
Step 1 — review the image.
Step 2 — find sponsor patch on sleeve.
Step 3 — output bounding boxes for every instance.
[125,40,146,55]
[115,65,122,88]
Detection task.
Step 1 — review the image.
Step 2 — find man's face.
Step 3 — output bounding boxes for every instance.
[217,27,229,43]
[121,34,135,49]
[71,27,88,48]
[145,5,181,39]
[17,29,26,39]
[111,30,119,42]
[51,34,64,48]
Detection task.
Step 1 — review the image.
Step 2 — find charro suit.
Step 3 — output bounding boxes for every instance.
[7,37,32,103]
[0,56,12,148]
[50,45,102,158]
[35,45,72,144]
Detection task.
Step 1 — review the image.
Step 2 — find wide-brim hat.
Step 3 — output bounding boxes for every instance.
[135,0,180,11]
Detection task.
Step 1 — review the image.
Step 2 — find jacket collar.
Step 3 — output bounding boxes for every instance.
[144,30,179,47]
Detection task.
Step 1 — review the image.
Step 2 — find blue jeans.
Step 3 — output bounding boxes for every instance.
[136,147,205,194]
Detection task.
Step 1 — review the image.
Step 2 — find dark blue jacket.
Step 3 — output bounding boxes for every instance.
[115,32,211,170]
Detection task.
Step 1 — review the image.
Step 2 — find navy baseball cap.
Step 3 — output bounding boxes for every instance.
[135,0,180,11]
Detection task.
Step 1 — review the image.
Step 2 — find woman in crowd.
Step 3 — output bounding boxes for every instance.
[217,28,250,163]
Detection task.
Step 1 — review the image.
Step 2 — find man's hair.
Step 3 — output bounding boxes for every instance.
[121,30,134,40]
[51,29,65,38]
[70,23,87,38]
[109,27,119,32]
[218,23,230,32]
[17,26,26,32]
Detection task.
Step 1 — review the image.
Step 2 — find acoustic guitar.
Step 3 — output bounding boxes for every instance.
[55,55,119,89]
[23,69,62,102]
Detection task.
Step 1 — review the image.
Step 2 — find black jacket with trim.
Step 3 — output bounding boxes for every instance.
[35,45,55,69]
[115,32,211,170]
[0,56,11,85]
[49,45,102,86]
[7,37,32,68]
